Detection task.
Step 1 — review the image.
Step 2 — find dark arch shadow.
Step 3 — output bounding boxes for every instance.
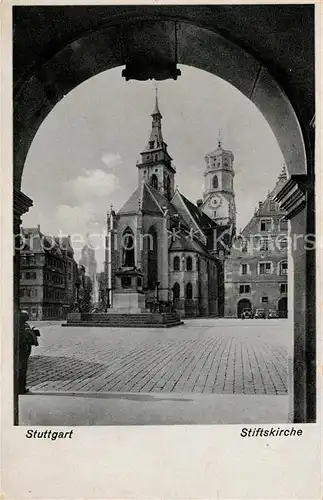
[13,12,308,189]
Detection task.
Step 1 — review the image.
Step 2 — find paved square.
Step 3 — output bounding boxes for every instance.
[27,318,290,395]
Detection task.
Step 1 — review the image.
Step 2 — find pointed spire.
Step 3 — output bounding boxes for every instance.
[218,128,222,148]
[146,84,164,148]
[151,82,162,117]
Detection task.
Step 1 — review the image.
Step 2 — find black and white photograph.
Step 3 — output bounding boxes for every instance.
[11,4,316,431]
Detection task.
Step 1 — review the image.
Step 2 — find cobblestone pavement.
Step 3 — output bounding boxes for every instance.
[27,319,289,395]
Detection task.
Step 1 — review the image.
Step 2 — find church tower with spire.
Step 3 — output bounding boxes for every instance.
[201,133,236,230]
[137,89,175,200]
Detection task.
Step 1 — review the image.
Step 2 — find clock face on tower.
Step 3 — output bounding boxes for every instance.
[208,194,222,208]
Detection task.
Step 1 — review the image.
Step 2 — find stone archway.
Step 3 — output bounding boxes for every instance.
[237,299,252,318]
[13,9,312,190]
[12,6,315,423]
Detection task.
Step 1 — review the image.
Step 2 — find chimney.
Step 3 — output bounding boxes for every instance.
[258,201,263,209]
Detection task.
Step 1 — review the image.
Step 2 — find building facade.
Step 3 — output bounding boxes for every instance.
[20,227,77,319]
[56,236,78,315]
[79,242,99,307]
[105,94,230,317]
[224,168,288,318]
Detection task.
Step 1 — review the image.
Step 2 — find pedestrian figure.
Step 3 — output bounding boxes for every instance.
[18,310,40,394]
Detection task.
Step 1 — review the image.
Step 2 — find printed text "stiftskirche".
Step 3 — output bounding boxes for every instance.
[241,427,303,438]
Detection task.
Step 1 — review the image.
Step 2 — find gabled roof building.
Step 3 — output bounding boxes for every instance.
[224,167,289,318]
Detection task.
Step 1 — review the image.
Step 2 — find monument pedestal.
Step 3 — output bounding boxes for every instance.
[109,290,147,314]
[64,267,183,327]
[110,266,148,313]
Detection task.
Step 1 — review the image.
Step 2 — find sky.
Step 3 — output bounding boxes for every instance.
[22,64,285,270]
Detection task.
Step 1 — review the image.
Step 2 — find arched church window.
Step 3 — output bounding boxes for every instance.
[173,256,180,271]
[212,175,218,189]
[122,227,135,267]
[186,282,193,299]
[186,256,193,271]
[173,282,180,302]
[147,226,158,289]
[151,174,158,190]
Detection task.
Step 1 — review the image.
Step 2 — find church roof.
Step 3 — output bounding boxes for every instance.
[118,182,171,215]
[178,192,217,232]
[148,184,177,215]
[168,232,207,254]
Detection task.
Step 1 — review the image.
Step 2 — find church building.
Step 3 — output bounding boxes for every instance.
[105,94,236,318]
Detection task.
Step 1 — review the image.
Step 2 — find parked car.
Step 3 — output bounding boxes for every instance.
[254,308,266,319]
[268,309,279,319]
[241,308,254,319]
